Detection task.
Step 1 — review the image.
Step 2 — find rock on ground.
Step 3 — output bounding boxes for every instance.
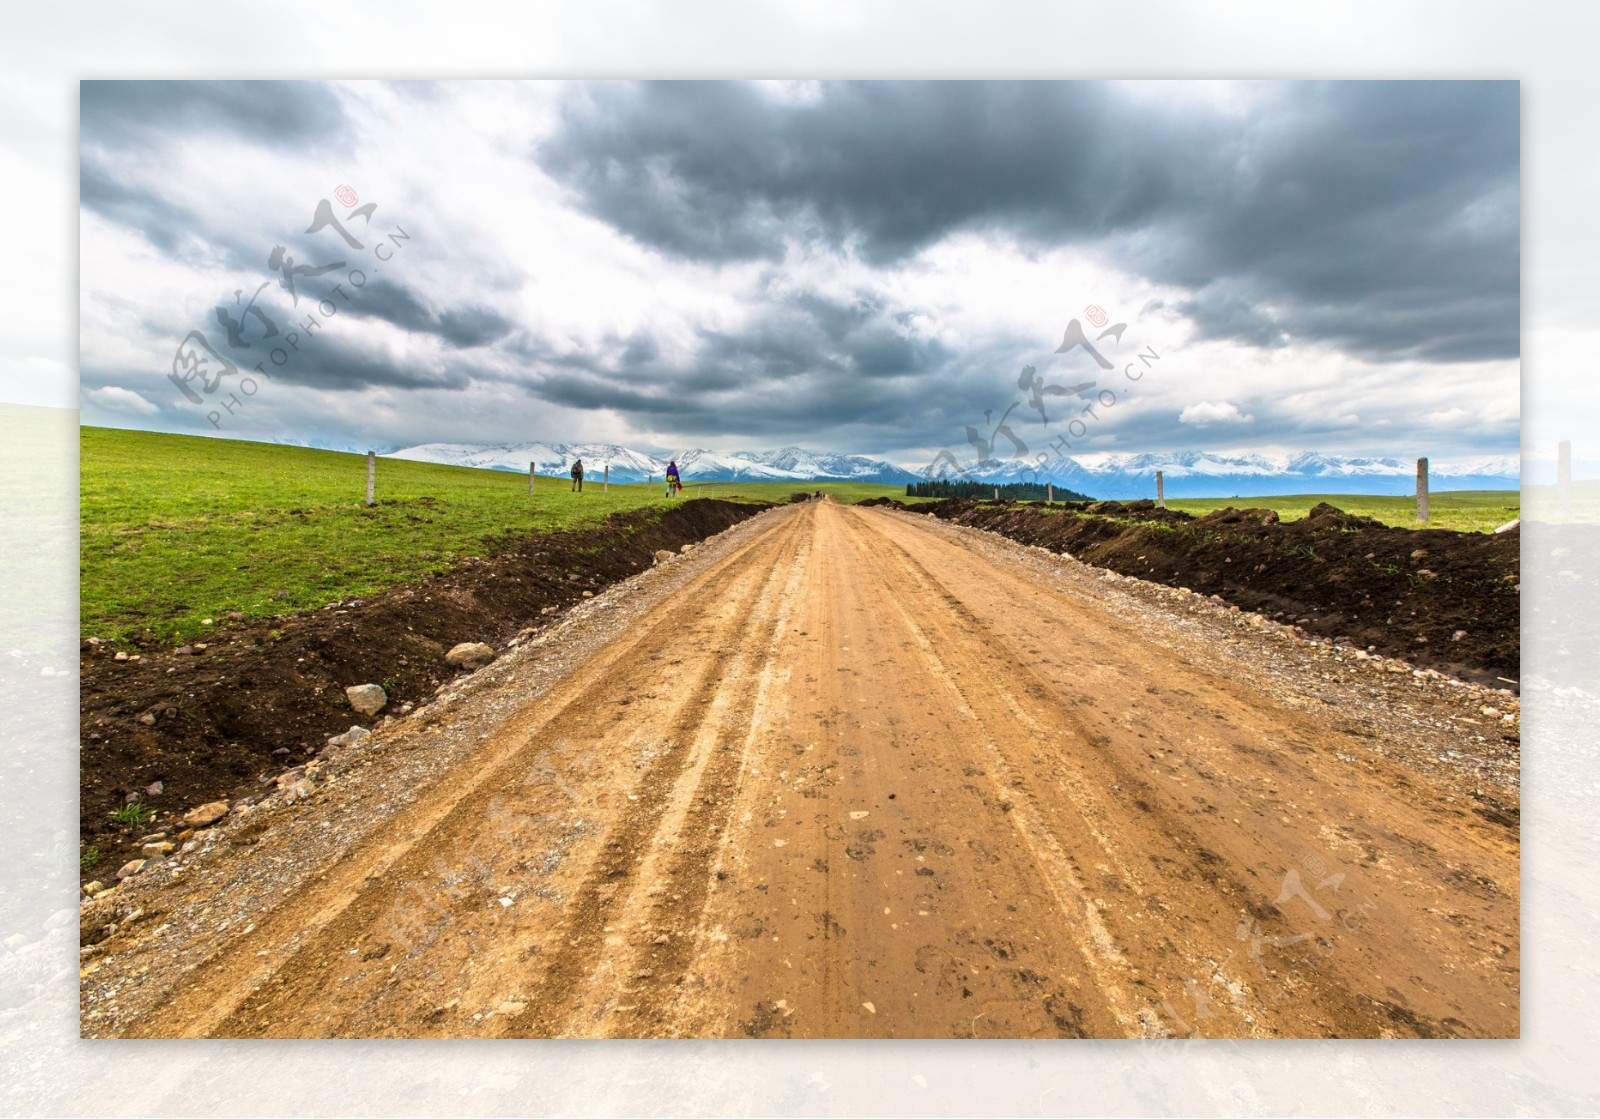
[345,683,388,716]
[180,801,229,828]
[445,642,497,670]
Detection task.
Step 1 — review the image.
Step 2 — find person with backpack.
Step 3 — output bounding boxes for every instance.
[665,459,681,498]
[570,458,584,492]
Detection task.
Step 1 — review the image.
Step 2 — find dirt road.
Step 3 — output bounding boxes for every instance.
[83,500,1519,1038]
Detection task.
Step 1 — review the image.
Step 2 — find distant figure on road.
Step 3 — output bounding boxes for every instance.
[813,490,822,502]
[665,459,682,498]
[570,459,584,492]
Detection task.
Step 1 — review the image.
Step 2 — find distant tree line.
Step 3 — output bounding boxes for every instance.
[905,479,1091,501]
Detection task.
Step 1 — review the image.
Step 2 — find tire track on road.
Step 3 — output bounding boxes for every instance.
[157,508,808,1036]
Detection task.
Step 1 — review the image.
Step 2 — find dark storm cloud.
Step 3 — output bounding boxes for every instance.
[78,150,315,275]
[80,80,349,151]
[259,331,476,393]
[538,80,1518,364]
[342,279,515,348]
[78,159,210,259]
[513,287,960,435]
[435,306,515,348]
[79,81,357,271]
[1173,290,1290,350]
[538,81,1161,265]
[693,290,953,386]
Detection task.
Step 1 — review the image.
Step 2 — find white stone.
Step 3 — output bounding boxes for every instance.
[345,683,388,717]
[445,642,496,670]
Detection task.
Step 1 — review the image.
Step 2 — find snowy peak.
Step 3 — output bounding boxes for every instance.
[387,441,660,476]
[930,450,1519,498]
[386,441,1516,496]
[387,442,919,484]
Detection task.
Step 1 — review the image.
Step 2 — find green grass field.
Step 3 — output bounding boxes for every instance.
[83,427,1520,645]
[81,429,942,645]
[81,428,731,646]
[1163,491,1520,534]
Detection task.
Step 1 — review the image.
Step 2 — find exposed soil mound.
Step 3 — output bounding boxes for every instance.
[903,498,1518,684]
[1194,507,1281,527]
[79,499,764,878]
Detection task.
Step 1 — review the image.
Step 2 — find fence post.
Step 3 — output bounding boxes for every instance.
[994,487,1000,501]
[1047,482,1053,504]
[1156,470,1165,509]
[366,451,375,507]
[1559,439,1573,518]
[528,462,535,496]
[1416,457,1429,523]
[604,463,609,493]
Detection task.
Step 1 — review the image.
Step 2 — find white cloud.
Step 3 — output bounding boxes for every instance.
[1179,400,1253,426]
[84,385,158,416]
[74,80,1521,462]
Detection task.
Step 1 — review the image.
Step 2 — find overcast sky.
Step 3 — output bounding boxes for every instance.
[78,79,1519,465]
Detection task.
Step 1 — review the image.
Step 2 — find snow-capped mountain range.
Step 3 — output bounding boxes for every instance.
[385,442,922,485]
[944,451,1520,498]
[385,441,1519,498]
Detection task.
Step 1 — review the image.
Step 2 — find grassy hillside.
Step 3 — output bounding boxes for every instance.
[1163,491,1519,534]
[81,428,714,645]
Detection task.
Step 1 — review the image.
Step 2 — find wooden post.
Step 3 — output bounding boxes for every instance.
[603,463,609,493]
[528,462,535,495]
[1047,482,1053,503]
[1559,439,1573,518]
[366,451,375,507]
[648,474,653,495]
[1156,470,1165,509]
[1416,457,1429,523]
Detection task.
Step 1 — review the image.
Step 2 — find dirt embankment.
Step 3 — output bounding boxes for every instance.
[79,499,765,878]
[870,498,1519,683]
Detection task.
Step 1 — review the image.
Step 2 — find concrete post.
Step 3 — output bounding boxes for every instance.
[366,451,375,507]
[1416,457,1430,523]
[1156,470,1165,509]
[604,463,609,493]
[528,462,535,495]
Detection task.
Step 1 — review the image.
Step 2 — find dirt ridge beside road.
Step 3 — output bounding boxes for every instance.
[874,497,1518,683]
